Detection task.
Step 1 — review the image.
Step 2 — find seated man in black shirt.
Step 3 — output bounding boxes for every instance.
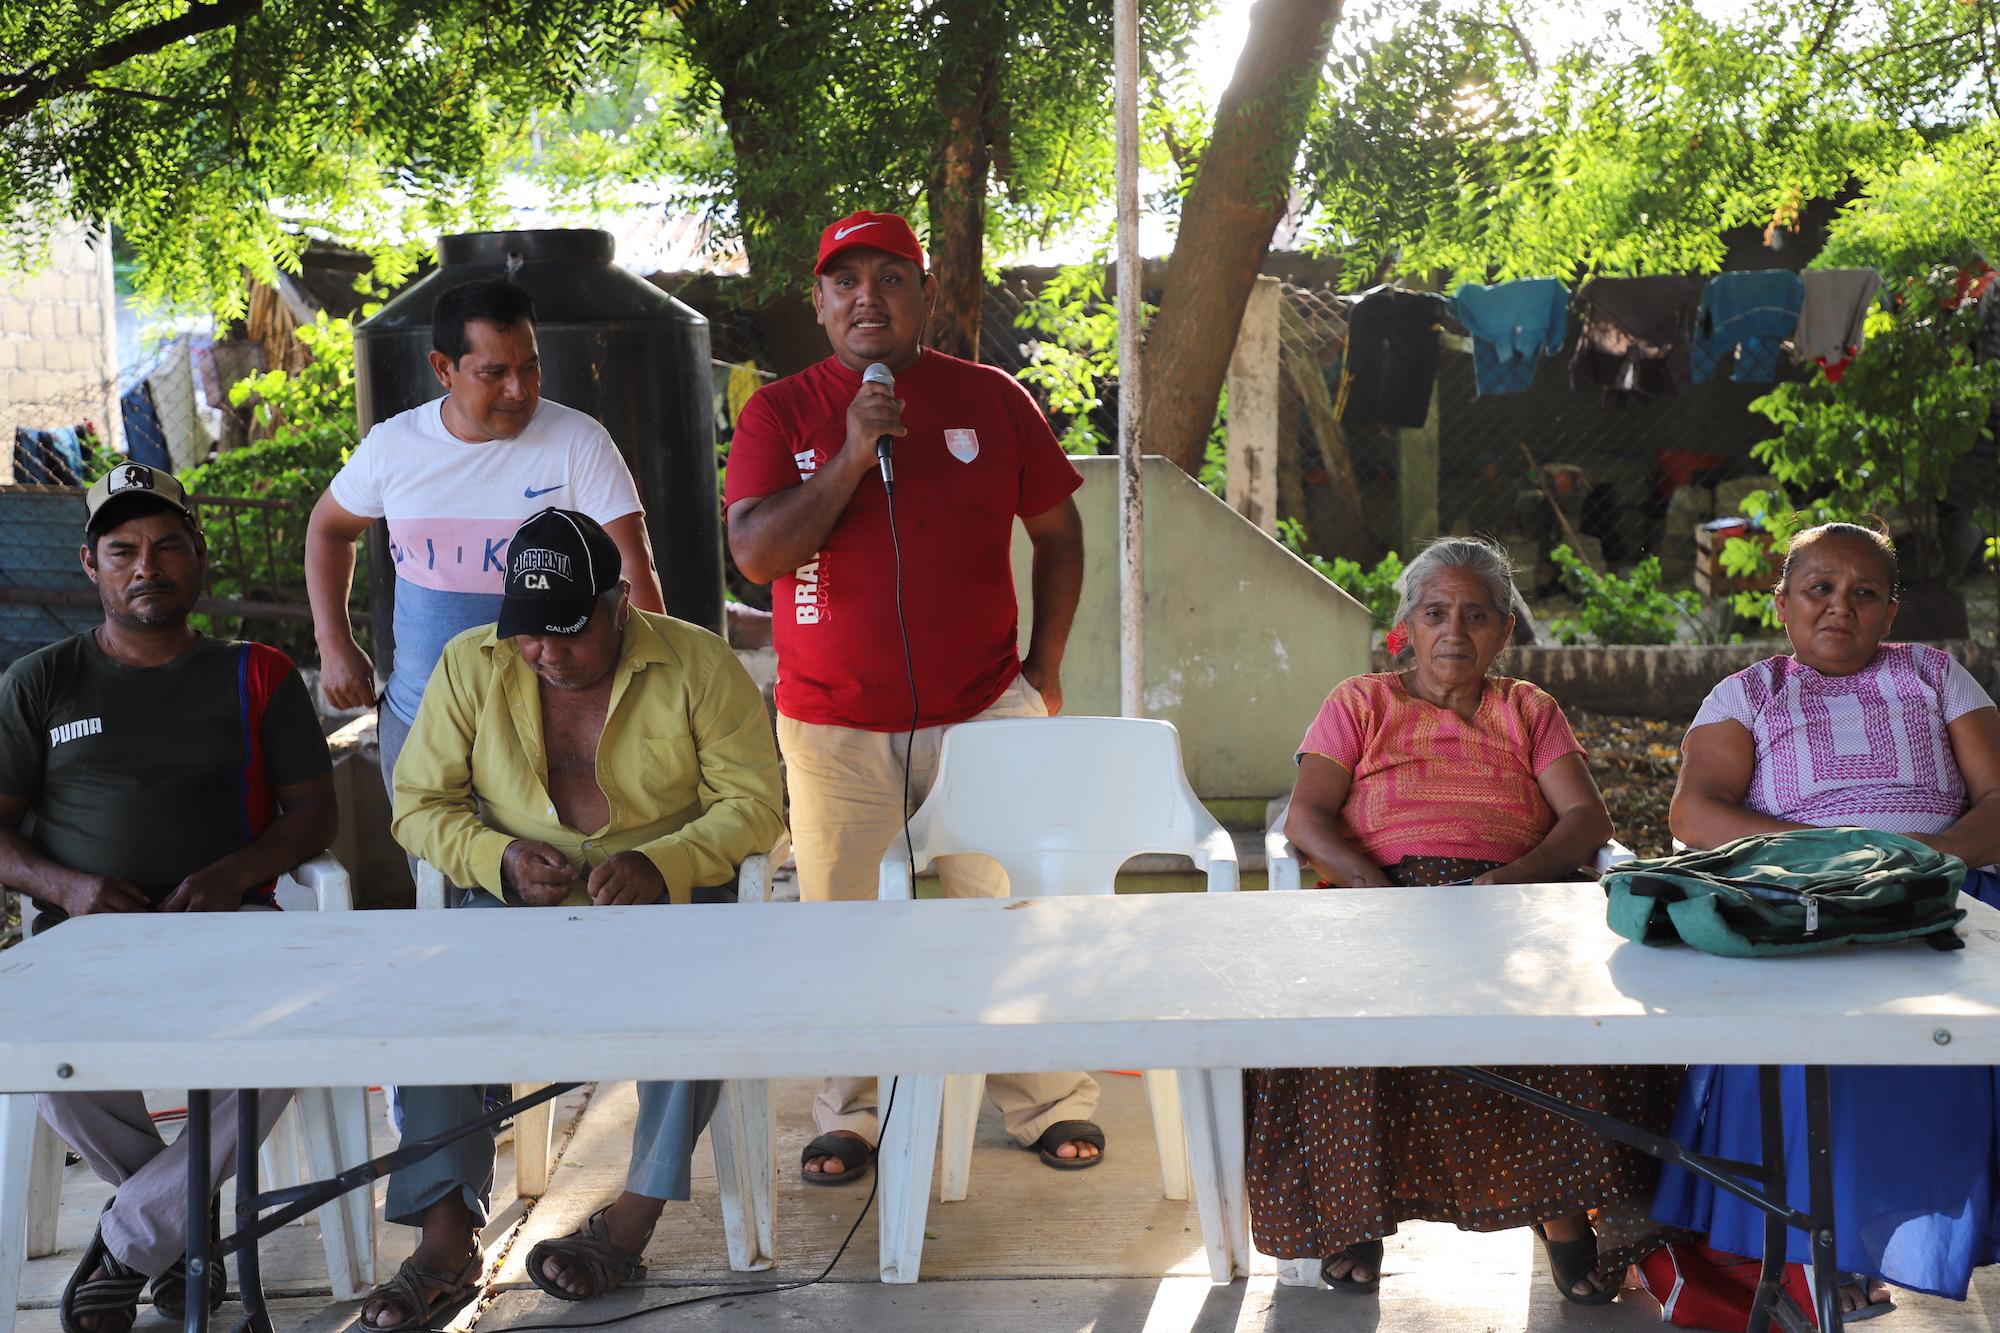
[0,465,337,1333]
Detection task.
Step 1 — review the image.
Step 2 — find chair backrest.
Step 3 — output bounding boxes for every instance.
[907,716,1222,896]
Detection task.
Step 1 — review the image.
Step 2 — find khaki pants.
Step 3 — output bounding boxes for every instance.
[37,1089,294,1277]
[778,673,1100,1146]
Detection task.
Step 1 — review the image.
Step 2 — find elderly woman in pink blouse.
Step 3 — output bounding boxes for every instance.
[1251,536,1675,1306]
[1657,521,2000,1315]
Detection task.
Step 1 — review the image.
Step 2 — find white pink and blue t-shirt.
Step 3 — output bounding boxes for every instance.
[329,397,642,723]
[1688,643,1997,835]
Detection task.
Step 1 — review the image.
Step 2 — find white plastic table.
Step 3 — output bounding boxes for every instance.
[5,887,1998,1333]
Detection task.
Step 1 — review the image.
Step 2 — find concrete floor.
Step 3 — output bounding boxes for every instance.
[13,1079,1999,1332]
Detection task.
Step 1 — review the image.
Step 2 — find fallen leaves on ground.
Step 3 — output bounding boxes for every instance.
[1571,710,1682,858]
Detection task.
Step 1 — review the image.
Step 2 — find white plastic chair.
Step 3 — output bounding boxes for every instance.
[0,855,378,1333]
[1239,799,1634,1287]
[413,842,784,1273]
[872,716,1240,1283]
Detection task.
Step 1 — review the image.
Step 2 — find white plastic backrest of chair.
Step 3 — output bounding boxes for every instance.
[877,716,1237,900]
[1595,840,1637,875]
[1264,796,1629,889]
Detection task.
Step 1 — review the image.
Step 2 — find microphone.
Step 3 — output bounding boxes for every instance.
[863,361,895,491]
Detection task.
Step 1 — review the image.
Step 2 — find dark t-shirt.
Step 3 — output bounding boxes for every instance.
[0,633,331,908]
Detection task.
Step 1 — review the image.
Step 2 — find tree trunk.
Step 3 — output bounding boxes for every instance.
[925,9,1003,361]
[1142,0,1339,475]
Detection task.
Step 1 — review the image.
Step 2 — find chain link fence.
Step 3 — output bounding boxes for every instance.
[22,261,1975,666]
[1267,282,1802,597]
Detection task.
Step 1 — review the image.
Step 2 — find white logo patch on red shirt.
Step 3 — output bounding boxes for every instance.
[944,429,979,464]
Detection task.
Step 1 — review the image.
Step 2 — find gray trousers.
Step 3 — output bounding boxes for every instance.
[382,893,721,1229]
[37,1089,294,1277]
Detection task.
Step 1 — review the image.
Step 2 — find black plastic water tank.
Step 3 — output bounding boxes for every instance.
[352,229,723,663]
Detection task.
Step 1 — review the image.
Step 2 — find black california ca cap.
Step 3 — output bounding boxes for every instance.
[496,507,623,638]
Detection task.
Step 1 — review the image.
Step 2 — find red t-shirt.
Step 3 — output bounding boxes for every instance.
[724,349,1083,730]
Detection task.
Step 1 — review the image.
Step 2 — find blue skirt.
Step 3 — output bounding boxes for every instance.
[1650,869,2000,1299]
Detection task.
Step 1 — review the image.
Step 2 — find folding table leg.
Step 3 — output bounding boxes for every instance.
[184,1091,211,1333]
[234,1091,273,1333]
[1746,1066,1789,1333]
[1803,1066,1842,1333]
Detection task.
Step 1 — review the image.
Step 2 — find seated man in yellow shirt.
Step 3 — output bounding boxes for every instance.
[364,508,785,1330]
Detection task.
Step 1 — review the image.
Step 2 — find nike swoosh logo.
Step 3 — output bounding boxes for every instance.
[833,222,879,240]
[523,484,565,499]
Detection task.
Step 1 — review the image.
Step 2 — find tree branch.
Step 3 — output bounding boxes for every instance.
[0,0,264,129]
[1804,0,1849,58]
[82,81,224,111]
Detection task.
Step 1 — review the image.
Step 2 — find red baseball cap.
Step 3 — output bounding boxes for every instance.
[814,211,926,274]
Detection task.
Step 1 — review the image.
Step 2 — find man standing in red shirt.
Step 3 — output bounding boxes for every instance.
[725,211,1098,1185]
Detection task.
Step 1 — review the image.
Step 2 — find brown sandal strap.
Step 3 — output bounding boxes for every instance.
[358,1256,480,1332]
[525,1207,649,1302]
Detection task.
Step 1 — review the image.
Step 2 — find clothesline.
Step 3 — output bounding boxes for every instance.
[1331,264,2000,430]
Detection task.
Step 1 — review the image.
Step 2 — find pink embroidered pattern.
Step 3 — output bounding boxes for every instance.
[1297,674,1584,865]
[1691,644,1987,836]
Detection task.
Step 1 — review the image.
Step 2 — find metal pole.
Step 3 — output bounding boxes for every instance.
[184,1091,211,1333]
[1114,0,1144,718]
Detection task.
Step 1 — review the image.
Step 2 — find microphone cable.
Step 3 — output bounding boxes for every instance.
[507,415,920,1330]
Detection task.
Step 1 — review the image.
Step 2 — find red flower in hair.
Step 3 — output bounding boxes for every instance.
[1384,620,1410,655]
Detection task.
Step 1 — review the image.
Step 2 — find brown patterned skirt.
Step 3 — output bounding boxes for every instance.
[1244,856,1681,1265]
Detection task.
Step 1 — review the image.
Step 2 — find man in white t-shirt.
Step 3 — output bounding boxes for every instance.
[305,279,665,807]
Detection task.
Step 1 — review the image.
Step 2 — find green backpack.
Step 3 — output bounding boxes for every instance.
[1603,827,1968,958]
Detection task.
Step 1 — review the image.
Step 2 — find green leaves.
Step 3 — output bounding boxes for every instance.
[0,1,658,311]
[1298,0,1996,289]
[1546,544,1715,646]
[1739,265,2000,593]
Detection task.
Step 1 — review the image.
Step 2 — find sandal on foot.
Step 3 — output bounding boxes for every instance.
[1532,1222,1618,1307]
[149,1258,226,1321]
[150,1204,225,1320]
[1030,1120,1106,1170]
[800,1132,874,1186]
[525,1206,649,1303]
[60,1206,146,1333]
[1838,1273,1897,1323]
[357,1255,482,1333]
[1321,1239,1384,1293]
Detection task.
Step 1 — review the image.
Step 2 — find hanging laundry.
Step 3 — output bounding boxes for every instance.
[1335,286,1449,428]
[120,382,171,470]
[10,428,80,486]
[1794,268,1881,382]
[143,347,212,472]
[1570,275,1702,408]
[1450,278,1569,395]
[1690,270,1804,384]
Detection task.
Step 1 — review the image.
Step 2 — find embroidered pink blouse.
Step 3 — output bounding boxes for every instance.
[1297,672,1585,866]
[1688,643,1995,835]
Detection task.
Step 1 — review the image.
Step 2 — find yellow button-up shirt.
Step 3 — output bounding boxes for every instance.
[391,610,786,905]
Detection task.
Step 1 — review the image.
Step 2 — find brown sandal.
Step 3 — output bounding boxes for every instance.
[356,1255,482,1332]
[524,1206,649,1302]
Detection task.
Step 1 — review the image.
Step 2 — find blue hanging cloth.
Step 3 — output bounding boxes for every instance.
[1691,270,1804,384]
[1450,278,1570,395]
[121,382,171,470]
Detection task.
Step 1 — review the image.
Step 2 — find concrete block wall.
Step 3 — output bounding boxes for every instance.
[0,225,120,481]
